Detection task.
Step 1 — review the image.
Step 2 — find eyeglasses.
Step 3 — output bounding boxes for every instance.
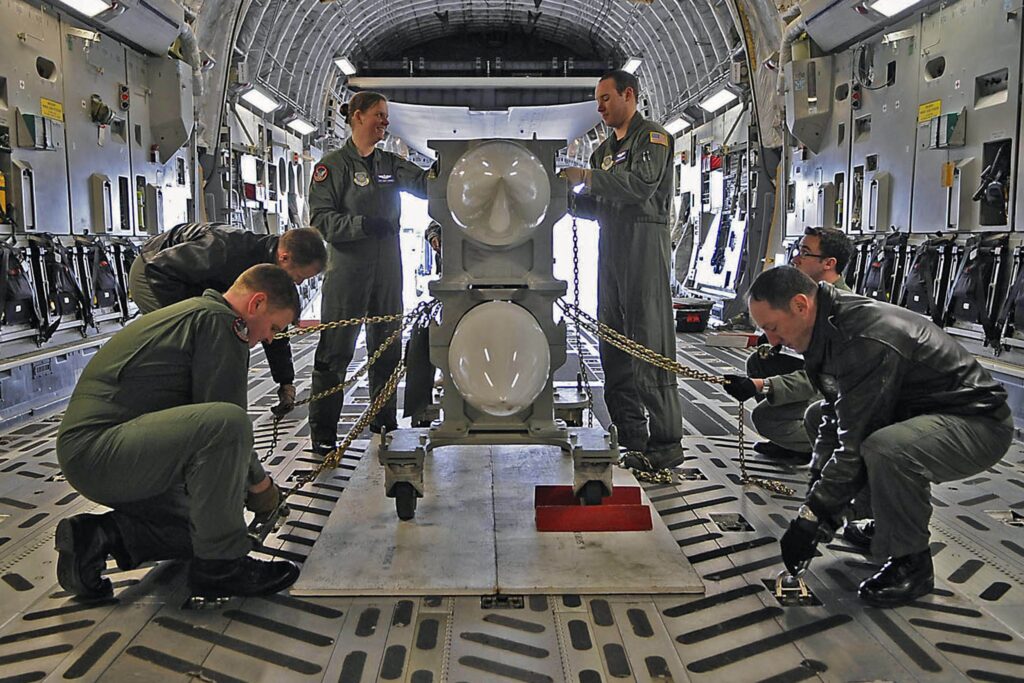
[795,248,827,259]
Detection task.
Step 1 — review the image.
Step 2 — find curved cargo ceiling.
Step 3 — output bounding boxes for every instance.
[233,0,743,123]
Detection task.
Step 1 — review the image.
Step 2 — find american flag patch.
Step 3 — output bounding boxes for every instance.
[649,131,669,146]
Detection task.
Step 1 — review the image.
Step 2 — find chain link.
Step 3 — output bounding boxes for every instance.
[282,361,406,502]
[264,301,437,493]
[262,293,793,504]
[273,312,407,340]
[571,216,594,427]
[557,299,795,496]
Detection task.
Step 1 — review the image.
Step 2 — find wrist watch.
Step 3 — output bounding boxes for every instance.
[759,376,772,397]
[797,504,818,523]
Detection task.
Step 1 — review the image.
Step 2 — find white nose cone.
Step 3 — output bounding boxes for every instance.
[446,141,551,246]
[448,302,551,417]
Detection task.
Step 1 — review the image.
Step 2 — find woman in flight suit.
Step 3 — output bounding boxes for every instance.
[307,92,429,453]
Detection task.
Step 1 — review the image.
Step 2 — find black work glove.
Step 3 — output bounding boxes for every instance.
[780,517,820,576]
[362,216,399,238]
[722,374,758,402]
[246,477,281,521]
[271,383,296,417]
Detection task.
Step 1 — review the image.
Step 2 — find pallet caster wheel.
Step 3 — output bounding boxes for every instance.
[394,482,418,520]
[578,480,604,506]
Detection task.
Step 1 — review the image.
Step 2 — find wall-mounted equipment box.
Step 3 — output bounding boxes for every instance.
[9,160,37,230]
[149,58,193,163]
[15,110,63,150]
[785,57,833,154]
[816,181,837,229]
[89,174,114,232]
[866,171,891,232]
[144,184,164,234]
[928,108,966,149]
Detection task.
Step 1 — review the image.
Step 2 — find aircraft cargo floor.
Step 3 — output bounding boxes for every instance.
[0,328,1022,682]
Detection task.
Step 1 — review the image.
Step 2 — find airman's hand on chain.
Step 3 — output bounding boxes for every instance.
[722,374,758,402]
[246,476,281,522]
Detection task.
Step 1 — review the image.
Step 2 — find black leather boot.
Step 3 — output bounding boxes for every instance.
[858,549,934,606]
[310,440,337,456]
[753,441,812,463]
[842,519,875,549]
[55,513,128,599]
[188,556,300,599]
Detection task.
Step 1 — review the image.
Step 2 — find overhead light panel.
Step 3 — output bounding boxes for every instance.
[286,116,317,136]
[698,87,738,112]
[622,58,642,74]
[868,0,924,16]
[664,117,691,135]
[240,85,281,113]
[334,57,357,75]
[56,0,113,16]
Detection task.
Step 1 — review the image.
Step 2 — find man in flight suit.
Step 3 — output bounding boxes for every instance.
[129,223,326,414]
[565,69,684,471]
[722,227,854,461]
[749,266,1013,606]
[55,265,302,599]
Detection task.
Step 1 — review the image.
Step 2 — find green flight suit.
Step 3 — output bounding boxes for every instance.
[748,276,851,452]
[307,138,429,443]
[571,113,683,464]
[56,290,264,563]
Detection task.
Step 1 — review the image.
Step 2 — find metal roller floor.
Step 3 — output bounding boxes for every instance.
[0,329,1022,682]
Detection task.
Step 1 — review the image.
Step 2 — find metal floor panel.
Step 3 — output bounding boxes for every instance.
[0,331,1022,682]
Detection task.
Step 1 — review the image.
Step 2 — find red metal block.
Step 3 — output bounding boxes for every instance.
[534,485,653,532]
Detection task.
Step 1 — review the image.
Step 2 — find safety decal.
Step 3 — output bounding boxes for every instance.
[313,164,329,182]
[354,171,370,187]
[601,155,614,170]
[649,131,669,147]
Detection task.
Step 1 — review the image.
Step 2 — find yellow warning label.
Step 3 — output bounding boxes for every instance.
[40,98,64,122]
[917,99,941,124]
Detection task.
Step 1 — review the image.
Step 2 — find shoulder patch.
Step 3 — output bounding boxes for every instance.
[649,131,669,147]
[313,164,329,182]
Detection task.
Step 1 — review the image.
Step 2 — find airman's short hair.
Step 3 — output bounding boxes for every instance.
[232,264,301,319]
[748,266,818,311]
[804,226,854,273]
[600,70,641,98]
[279,227,326,268]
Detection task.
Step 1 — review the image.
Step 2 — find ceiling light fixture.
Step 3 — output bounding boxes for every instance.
[239,84,281,113]
[664,117,691,135]
[698,86,739,112]
[55,0,113,17]
[285,116,317,136]
[868,0,924,16]
[334,57,357,75]
[622,57,643,74]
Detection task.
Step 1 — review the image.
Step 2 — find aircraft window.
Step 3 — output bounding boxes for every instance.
[925,56,946,80]
[36,57,57,81]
